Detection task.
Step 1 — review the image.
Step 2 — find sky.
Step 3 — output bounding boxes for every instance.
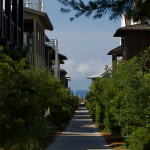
[44,0,121,90]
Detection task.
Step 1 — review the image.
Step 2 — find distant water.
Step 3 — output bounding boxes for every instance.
[71,90,88,99]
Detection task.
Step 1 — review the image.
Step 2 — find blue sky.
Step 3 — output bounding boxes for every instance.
[44,0,120,90]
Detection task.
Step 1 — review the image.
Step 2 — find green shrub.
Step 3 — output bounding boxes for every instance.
[0,46,79,149]
[86,48,150,149]
[127,127,150,150]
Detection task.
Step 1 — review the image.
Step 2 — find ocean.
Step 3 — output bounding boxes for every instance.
[71,90,88,99]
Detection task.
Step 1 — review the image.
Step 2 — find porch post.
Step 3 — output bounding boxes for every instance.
[33,19,37,68]
[112,55,117,71]
[54,39,59,79]
[43,30,45,67]
[0,0,3,37]
[12,0,17,43]
[18,0,23,46]
[5,0,11,41]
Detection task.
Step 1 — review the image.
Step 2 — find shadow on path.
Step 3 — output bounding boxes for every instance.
[45,105,112,150]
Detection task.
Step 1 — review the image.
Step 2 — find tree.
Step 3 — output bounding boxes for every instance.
[57,0,150,23]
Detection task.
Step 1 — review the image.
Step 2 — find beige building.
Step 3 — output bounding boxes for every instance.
[23,0,53,68]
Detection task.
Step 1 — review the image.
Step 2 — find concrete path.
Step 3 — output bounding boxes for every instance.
[45,105,112,150]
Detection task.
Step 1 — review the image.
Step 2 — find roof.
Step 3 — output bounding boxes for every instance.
[45,43,67,61]
[66,76,71,81]
[51,53,68,64]
[59,53,67,60]
[45,42,54,50]
[87,72,110,79]
[107,46,123,56]
[114,24,150,37]
[60,69,67,74]
[24,7,54,30]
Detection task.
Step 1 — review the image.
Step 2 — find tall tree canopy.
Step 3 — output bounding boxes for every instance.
[57,0,150,23]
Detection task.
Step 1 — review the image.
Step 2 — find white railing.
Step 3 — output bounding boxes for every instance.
[23,0,43,11]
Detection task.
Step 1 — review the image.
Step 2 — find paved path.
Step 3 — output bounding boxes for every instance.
[45,105,112,150]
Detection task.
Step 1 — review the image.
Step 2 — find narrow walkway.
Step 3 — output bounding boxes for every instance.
[45,105,112,150]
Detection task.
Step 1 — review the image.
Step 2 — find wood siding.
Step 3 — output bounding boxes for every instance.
[124,31,150,60]
[0,0,23,48]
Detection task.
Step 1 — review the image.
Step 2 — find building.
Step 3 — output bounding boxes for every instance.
[60,69,71,88]
[107,46,123,70]
[87,72,110,81]
[108,15,150,70]
[24,0,43,11]
[0,0,23,49]
[0,0,70,87]
[114,24,150,61]
[45,39,70,88]
[23,0,54,68]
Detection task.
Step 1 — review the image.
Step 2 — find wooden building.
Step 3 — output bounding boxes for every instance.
[0,0,23,49]
[107,46,123,70]
[45,42,54,72]
[51,52,67,79]
[45,42,70,88]
[114,24,150,60]
[87,72,110,81]
[23,6,53,68]
[60,69,71,88]
[108,24,150,70]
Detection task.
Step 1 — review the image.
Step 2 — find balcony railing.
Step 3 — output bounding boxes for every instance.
[23,0,43,11]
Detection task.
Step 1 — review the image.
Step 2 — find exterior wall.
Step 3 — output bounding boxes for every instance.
[121,14,139,27]
[124,31,150,60]
[60,71,69,88]
[0,0,23,49]
[112,55,117,71]
[45,46,53,71]
[24,11,46,68]
[60,71,66,87]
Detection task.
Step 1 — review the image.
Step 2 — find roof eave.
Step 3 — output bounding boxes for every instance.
[23,7,54,31]
[107,46,123,55]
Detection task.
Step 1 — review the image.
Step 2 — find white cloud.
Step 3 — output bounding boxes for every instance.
[61,59,112,79]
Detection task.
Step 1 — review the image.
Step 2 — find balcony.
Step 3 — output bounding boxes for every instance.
[23,0,43,11]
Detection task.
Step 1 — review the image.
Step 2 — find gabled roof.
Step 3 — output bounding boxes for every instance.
[107,46,123,56]
[87,72,110,79]
[24,7,54,30]
[114,24,150,37]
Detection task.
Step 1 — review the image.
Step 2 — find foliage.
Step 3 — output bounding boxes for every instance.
[0,46,79,149]
[58,0,150,23]
[127,127,150,150]
[86,48,150,149]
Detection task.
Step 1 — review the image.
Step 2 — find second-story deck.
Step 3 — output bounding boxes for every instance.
[23,0,43,11]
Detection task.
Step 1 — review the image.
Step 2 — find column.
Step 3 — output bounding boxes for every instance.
[42,30,45,67]
[112,55,117,71]
[18,0,23,45]
[5,0,11,41]
[0,0,3,37]
[33,19,37,68]
[54,39,59,79]
[12,0,17,43]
